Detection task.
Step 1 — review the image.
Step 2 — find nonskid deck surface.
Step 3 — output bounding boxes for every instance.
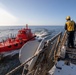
[49,60,76,75]
[65,46,76,64]
[48,39,76,75]
[48,46,76,75]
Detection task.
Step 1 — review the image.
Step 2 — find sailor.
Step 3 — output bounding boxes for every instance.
[65,16,76,48]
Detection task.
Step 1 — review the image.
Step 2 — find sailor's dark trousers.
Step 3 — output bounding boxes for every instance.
[67,31,75,47]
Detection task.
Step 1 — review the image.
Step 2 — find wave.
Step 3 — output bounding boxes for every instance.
[34,28,55,40]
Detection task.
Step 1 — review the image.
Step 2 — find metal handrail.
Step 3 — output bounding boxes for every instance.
[54,31,67,62]
[6,31,62,75]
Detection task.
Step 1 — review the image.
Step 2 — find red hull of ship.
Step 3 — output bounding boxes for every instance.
[0,25,35,53]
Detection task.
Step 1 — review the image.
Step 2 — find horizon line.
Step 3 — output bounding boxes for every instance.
[0,25,64,26]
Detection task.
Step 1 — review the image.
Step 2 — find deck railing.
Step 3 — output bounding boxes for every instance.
[6,31,67,75]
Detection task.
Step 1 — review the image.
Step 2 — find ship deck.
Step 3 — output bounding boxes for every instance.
[66,46,76,64]
[49,34,76,75]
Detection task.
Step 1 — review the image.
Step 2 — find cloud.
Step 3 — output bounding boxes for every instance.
[0,7,18,26]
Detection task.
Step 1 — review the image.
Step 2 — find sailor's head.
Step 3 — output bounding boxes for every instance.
[66,16,71,20]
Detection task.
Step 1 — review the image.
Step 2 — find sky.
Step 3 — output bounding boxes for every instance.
[0,0,76,26]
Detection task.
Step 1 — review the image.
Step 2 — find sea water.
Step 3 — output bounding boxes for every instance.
[0,25,64,41]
